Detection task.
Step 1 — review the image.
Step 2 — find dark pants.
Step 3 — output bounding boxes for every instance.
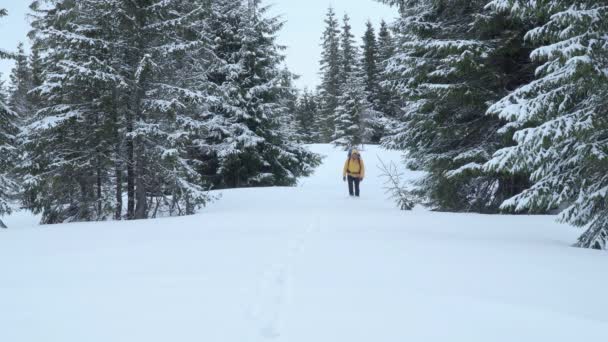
[347,175,361,197]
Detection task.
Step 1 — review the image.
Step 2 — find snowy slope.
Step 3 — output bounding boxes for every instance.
[1,144,607,342]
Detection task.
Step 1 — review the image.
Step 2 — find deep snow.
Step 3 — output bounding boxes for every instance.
[1,144,606,341]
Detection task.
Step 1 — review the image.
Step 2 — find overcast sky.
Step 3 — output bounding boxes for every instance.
[0,0,396,89]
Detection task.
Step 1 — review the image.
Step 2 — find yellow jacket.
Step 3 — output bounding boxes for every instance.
[343,157,365,179]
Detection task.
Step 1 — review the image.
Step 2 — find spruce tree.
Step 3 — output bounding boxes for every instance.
[0,78,18,228]
[379,0,532,212]
[332,70,375,148]
[0,9,19,228]
[375,20,401,132]
[295,89,319,144]
[340,14,357,81]
[361,21,379,98]
[24,0,213,223]
[361,21,387,143]
[202,0,319,188]
[377,20,395,65]
[28,43,43,112]
[332,15,375,148]
[24,0,123,223]
[117,0,213,219]
[485,0,608,249]
[9,43,33,120]
[317,7,342,143]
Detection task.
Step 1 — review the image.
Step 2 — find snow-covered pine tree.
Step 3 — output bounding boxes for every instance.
[0,9,19,228]
[332,16,375,149]
[23,0,124,223]
[485,0,608,249]
[9,43,33,120]
[361,21,379,102]
[27,42,43,113]
[295,89,319,144]
[360,21,386,143]
[340,14,357,82]
[317,7,342,143]
[332,69,375,148]
[115,0,213,219]
[375,19,401,132]
[202,0,319,188]
[378,0,532,212]
[24,0,213,223]
[277,66,301,143]
[377,20,395,64]
[332,15,374,149]
[0,78,18,229]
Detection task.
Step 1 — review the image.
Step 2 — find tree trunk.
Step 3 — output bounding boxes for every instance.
[115,160,123,220]
[134,141,147,219]
[96,158,102,218]
[126,111,135,220]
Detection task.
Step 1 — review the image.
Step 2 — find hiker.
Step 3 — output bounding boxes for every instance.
[342,149,365,197]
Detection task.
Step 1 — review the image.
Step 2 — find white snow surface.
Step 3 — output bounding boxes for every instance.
[1,144,607,341]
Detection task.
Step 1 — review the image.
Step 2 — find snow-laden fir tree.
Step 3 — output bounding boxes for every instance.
[484,1,608,249]
[375,20,401,130]
[332,16,375,148]
[24,0,213,223]
[378,0,532,212]
[377,20,395,65]
[360,21,386,143]
[295,89,319,144]
[277,67,301,144]
[24,0,126,223]
[0,8,19,228]
[0,76,18,228]
[361,21,379,97]
[340,14,357,82]
[27,42,43,113]
[116,0,214,219]
[317,7,342,143]
[201,0,319,188]
[9,43,33,120]
[332,69,375,148]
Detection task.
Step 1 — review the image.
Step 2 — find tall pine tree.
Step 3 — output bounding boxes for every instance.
[24,0,213,223]
[295,89,319,143]
[485,0,608,249]
[361,20,387,143]
[317,7,342,143]
[27,42,43,113]
[379,0,532,212]
[116,0,213,219]
[9,43,33,120]
[339,14,357,81]
[25,0,125,223]
[332,14,375,148]
[0,77,18,228]
[375,19,401,136]
[361,21,379,99]
[0,9,19,228]
[332,70,375,148]
[200,0,319,188]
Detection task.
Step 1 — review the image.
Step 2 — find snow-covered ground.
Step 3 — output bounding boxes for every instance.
[1,144,606,341]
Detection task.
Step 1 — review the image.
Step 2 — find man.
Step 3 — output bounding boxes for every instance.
[342,149,365,197]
